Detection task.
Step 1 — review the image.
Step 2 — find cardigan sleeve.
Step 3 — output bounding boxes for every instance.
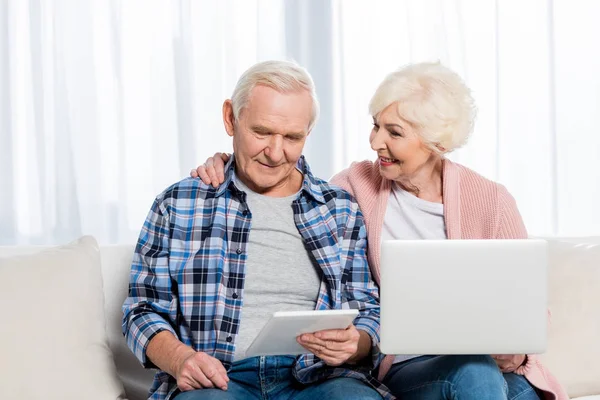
[495,184,528,239]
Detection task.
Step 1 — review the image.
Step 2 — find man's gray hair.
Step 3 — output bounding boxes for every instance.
[231,60,320,132]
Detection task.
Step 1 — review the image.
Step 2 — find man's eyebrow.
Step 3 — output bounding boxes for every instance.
[251,125,271,134]
[251,125,305,136]
[285,130,306,137]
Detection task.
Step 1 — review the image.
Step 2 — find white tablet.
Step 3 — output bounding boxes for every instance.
[244,309,359,358]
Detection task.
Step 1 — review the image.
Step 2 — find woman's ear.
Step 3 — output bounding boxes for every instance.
[435,143,447,153]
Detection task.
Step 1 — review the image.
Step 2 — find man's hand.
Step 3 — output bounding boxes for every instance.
[190,152,230,188]
[491,354,527,373]
[296,325,370,367]
[174,351,230,392]
[147,331,229,392]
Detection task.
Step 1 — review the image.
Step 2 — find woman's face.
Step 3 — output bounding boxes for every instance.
[370,103,436,181]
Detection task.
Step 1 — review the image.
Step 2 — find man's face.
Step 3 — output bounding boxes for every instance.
[223,85,312,197]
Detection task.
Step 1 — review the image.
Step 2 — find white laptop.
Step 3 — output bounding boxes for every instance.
[380,239,547,355]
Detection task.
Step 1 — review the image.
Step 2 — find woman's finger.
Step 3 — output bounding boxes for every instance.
[198,167,212,185]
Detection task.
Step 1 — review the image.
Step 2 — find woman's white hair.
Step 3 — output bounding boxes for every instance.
[231,60,320,132]
[369,62,477,153]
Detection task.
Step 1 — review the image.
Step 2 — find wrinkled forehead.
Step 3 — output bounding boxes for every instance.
[241,86,313,131]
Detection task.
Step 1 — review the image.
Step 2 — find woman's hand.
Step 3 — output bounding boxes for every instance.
[491,354,527,373]
[190,152,230,188]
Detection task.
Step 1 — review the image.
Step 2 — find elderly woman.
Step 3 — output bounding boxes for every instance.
[191,62,567,400]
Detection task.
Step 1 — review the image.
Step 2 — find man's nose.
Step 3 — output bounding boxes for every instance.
[265,135,284,163]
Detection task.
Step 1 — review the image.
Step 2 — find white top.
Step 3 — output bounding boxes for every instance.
[381,182,446,241]
[380,182,446,364]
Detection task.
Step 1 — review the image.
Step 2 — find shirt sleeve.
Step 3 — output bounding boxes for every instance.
[122,197,178,368]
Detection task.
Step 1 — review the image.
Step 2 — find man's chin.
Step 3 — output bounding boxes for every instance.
[255,178,282,191]
[244,174,281,191]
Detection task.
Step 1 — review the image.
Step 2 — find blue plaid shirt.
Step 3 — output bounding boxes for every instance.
[122,155,393,399]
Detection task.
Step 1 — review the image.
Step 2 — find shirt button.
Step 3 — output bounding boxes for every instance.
[232,292,238,299]
[236,248,242,255]
[226,336,233,342]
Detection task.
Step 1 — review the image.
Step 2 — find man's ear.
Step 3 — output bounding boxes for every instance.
[222,100,235,137]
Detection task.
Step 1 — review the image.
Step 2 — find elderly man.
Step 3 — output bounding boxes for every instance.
[122,60,390,400]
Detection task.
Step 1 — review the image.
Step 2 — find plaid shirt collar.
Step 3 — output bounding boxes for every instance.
[214,154,326,204]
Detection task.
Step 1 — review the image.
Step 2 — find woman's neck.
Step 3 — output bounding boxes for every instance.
[395,155,444,203]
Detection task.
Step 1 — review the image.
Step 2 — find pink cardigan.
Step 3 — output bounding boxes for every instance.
[331,159,568,400]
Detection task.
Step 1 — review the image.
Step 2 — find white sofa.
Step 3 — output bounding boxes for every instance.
[0,236,599,400]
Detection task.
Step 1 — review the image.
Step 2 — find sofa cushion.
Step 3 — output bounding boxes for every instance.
[541,239,600,398]
[0,236,126,400]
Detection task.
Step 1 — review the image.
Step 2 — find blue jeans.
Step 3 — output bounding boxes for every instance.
[174,355,382,400]
[382,355,543,400]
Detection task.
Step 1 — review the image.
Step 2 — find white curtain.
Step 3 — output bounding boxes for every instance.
[1,0,599,245]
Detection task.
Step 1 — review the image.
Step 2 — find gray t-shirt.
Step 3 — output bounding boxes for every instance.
[381,182,446,364]
[233,178,321,360]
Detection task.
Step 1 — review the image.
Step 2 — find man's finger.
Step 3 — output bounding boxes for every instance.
[199,363,227,390]
[213,359,229,382]
[300,339,353,358]
[298,333,327,347]
[324,338,347,351]
[306,333,349,349]
[301,337,345,353]
[189,367,215,389]
[311,346,346,366]
[211,358,230,386]
[314,328,351,342]
[297,339,325,353]
[300,342,336,357]
[178,377,199,392]
[297,338,317,354]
